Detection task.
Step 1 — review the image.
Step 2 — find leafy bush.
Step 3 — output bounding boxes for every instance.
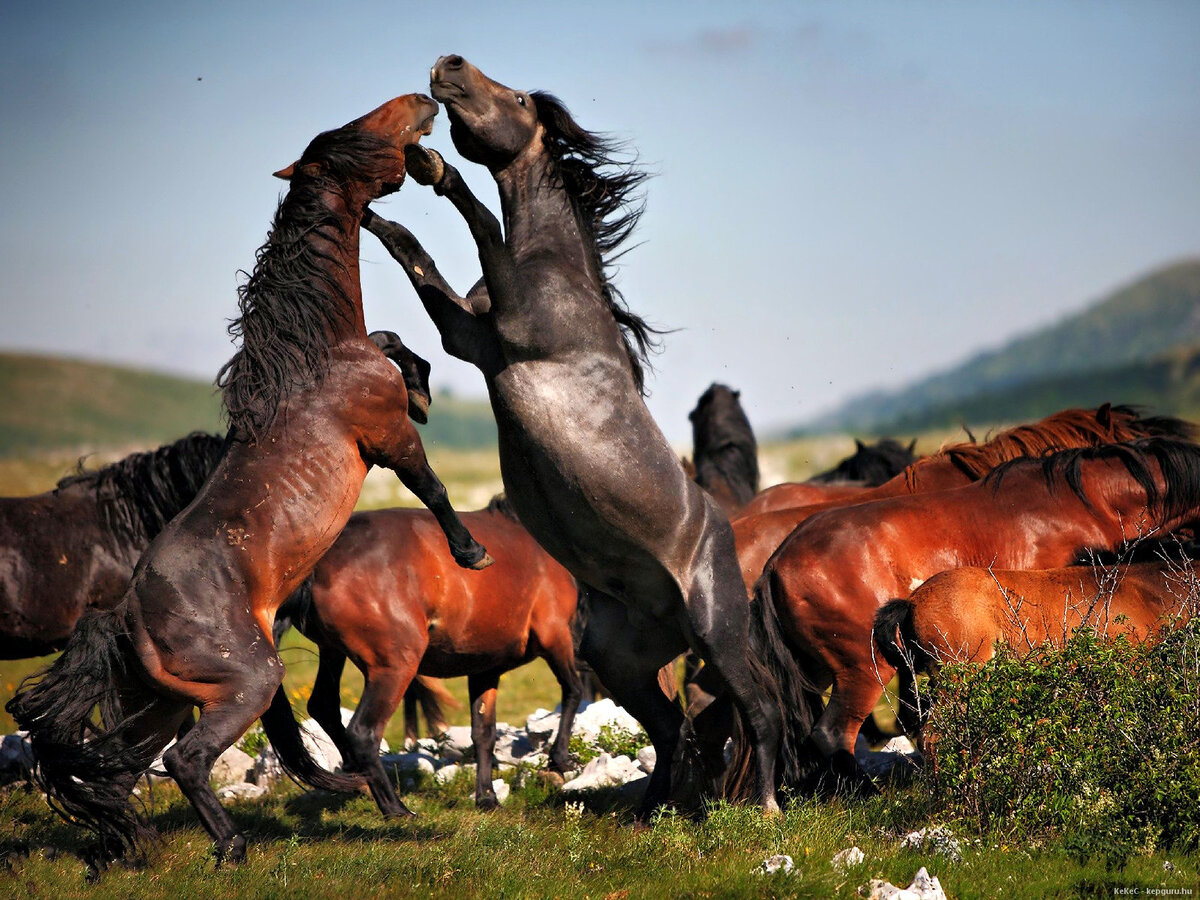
[924,618,1200,868]
[569,723,648,765]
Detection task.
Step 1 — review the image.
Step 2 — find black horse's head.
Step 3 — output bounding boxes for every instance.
[430,55,539,169]
[810,437,918,486]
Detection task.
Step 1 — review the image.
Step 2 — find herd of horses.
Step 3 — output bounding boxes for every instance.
[2,55,1198,874]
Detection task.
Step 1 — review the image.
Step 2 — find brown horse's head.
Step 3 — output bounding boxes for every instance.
[274,93,438,197]
[429,55,540,169]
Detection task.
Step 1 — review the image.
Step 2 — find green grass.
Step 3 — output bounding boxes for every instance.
[1,776,1196,898]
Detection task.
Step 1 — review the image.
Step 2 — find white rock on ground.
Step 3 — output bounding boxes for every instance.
[492,779,510,805]
[0,733,35,784]
[381,752,438,776]
[561,753,645,793]
[525,708,560,741]
[868,867,947,900]
[899,826,961,862]
[571,699,642,742]
[217,783,266,801]
[210,745,255,788]
[758,854,794,875]
[832,846,866,871]
[636,746,656,774]
[443,725,474,755]
[251,745,285,786]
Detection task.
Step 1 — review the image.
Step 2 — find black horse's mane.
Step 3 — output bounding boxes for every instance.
[484,493,520,522]
[57,432,227,549]
[532,91,663,395]
[810,437,917,486]
[690,383,759,505]
[216,126,399,441]
[987,437,1200,523]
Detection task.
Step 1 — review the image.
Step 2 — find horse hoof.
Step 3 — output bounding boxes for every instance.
[408,393,431,425]
[459,550,494,571]
[214,834,247,867]
[403,145,445,187]
[384,806,418,820]
[475,795,500,811]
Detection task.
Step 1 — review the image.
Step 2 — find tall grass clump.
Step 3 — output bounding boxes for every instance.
[924,616,1200,868]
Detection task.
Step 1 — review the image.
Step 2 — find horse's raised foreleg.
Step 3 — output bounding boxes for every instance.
[578,592,688,819]
[369,330,432,424]
[376,418,492,570]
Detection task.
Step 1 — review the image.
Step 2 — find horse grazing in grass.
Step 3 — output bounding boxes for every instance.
[874,551,1200,736]
[737,437,1200,798]
[264,495,581,813]
[8,94,490,868]
[730,406,1194,593]
[0,433,225,660]
[363,55,782,816]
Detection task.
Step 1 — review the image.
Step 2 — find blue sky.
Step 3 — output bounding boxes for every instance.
[2,1,1198,440]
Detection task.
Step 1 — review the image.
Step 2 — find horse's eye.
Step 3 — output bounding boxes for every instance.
[516,95,526,106]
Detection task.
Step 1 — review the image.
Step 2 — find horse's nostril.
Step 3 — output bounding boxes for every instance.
[443,54,464,69]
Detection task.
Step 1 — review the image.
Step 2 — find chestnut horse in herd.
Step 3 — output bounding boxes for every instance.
[8,94,489,867]
[875,550,1199,737]
[265,495,580,814]
[730,405,1192,593]
[364,55,782,816]
[738,437,1200,799]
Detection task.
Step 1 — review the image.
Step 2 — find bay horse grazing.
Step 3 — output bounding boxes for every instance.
[0,432,225,660]
[731,406,1195,592]
[739,437,1200,798]
[264,495,581,813]
[363,55,782,816]
[689,383,759,517]
[8,94,490,868]
[874,552,1200,736]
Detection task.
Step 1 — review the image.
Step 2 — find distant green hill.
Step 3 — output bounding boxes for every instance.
[872,343,1200,435]
[802,258,1200,434]
[0,352,496,457]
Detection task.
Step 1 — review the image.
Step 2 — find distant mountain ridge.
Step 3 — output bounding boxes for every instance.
[801,258,1200,434]
[0,352,497,457]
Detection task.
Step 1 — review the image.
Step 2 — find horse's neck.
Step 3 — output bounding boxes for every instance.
[1051,460,1177,544]
[494,156,602,299]
[303,184,368,337]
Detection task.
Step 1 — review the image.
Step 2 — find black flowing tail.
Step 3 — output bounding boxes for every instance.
[873,599,936,736]
[6,609,163,859]
[872,599,936,675]
[257,684,365,794]
[726,574,825,800]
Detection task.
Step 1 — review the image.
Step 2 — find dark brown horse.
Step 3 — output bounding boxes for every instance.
[808,438,918,486]
[8,94,490,867]
[265,495,580,813]
[688,383,759,517]
[363,55,782,816]
[0,433,225,659]
[730,406,1194,593]
[742,438,1200,797]
[874,551,1200,737]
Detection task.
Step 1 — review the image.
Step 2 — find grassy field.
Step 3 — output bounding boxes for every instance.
[1,771,1196,898]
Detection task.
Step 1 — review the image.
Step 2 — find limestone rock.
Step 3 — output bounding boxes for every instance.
[758,854,794,875]
[210,745,254,788]
[868,867,947,900]
[561,753,645,792]
[832,846,865,871]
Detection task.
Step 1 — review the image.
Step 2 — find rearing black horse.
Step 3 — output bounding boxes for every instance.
[364,55,781,816]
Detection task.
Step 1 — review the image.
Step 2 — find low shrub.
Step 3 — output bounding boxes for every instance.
[923,617,1200,868]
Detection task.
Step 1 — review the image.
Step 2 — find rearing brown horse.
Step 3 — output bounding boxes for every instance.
[363,55,782,816]
[8,94,489,867]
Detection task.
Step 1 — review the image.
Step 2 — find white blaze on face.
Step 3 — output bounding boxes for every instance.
[909,577,927,594]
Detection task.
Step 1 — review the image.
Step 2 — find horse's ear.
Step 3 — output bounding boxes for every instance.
[733,390,741,400]
[273,162,297,180]
[907,438,917,453]
[1097,402,1112,427]
[855,438,866,451]
[274,160,323,180]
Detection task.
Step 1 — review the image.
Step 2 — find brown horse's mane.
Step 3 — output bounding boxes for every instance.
[531,91,663,395]
[216,126,400,442]
[56,432,227,550]
[988,437,1200,523]
[903,405,1196,489]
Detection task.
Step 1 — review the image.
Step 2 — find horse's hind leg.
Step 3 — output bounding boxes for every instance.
[535,626,583,774]
[809,673,887,798]
[468,670,502,809]
[342,661,418,819]
[162,661,284,864]
[379,420,491,570]
[681,525,781,812]
[578,593,689,819]
[306,647,351,761]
